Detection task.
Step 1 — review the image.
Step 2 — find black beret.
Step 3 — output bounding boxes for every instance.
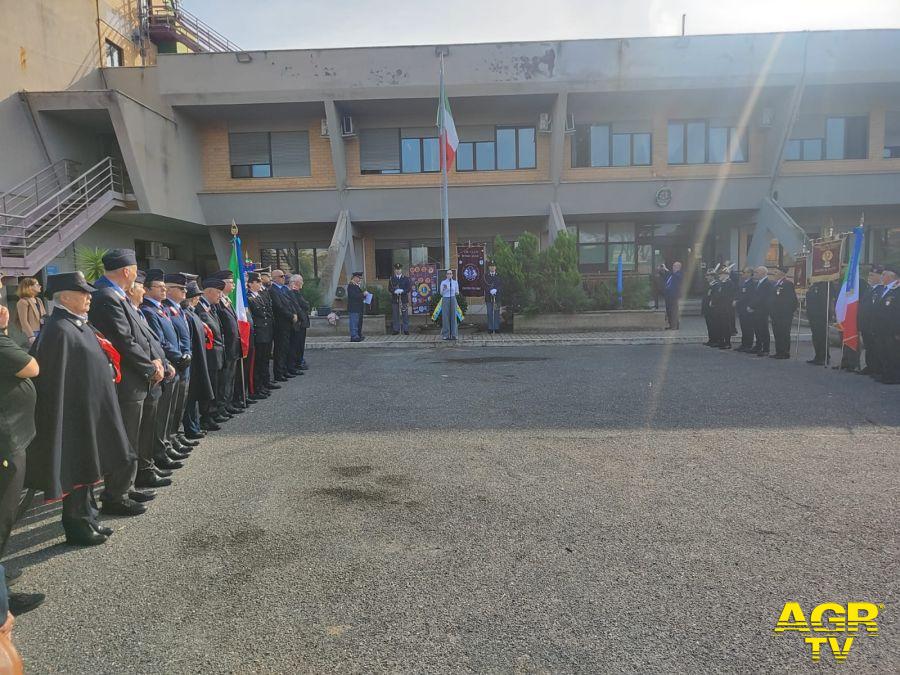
[145,269,165,285]
[212,270,234,280]
[185,281,202,298]
[351,271,363,278]
[164,273,189,286]
[182,272,199,281]
[134,270,146,284]
[393,263,403,270]
[45,271,94,296]
[202,278,226,290]
[101,248,137,271]
[247,272,261,282]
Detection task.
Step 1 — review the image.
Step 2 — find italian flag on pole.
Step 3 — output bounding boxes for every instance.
[835,225,864,351]
[229,222,251,358]
[437,67,458,169]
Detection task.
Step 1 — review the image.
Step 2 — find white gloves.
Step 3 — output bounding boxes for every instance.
[490,289,497,295]
[394,288,404,295]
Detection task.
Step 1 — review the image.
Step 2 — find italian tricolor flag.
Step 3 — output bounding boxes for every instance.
[436,67,458,170]
[229,226,251,358]
[835,225,864,351]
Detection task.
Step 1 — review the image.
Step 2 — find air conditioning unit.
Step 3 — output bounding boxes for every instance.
[760,107,775,128]
[320,118,329,137]
[565,113,576,134]
[149,241,162,258]
[159,245,171,261]
[538,112,552,133]
[341,114,355,137]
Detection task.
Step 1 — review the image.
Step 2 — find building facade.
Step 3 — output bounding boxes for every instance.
[2,15,899,303]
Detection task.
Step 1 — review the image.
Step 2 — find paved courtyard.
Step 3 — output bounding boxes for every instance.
[9,342,899,673]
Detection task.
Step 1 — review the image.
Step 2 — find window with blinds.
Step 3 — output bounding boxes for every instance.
[229,131,311,178]
[359,128,401,174]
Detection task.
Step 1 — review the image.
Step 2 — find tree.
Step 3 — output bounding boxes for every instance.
[491,236,526,312]
[535,231,586,313]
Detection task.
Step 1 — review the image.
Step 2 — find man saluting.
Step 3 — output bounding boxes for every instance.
[26,273,136,545]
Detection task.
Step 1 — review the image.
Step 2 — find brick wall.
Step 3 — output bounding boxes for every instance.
[201,119,336,192]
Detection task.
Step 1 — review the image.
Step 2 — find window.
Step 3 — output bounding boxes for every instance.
[229,131,311,178]
[572,125,651,168]
[260,244,327,278]
[884,112,900,158]
[456,127,535,171]
[400,136,440,173]
[785,138,823,161]
[375,242,442,278]
[826,116,868,160]
[360,128,401,174]
[568,223,637,272]
[668,120,748,164]
[104,40,123,68]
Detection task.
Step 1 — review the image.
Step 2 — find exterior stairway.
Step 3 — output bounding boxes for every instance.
[0,157,132,276]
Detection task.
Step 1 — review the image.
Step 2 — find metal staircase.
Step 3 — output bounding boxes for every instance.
[0,157,132,276]
[145,1,240,53]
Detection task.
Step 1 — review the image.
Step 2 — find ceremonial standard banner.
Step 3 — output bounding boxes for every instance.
[457,244,485,296]
[409,263,438,315]
[793,256,808,289]
[810,239,843,282]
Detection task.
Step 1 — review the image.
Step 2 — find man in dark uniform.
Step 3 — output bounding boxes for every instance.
[388,263,412,335]
[269,269,296,382]
[483,261,502,334]
[805,280,833,365]
[663,262,683,330]
[212,271,243,416]
[89,249,160,515]
[289,274,310,372]
[247,272,273,399]
[746,266,772,357]
[700,268,718,346]
[164,274,197,449]
[141,270,189,466]
[197,279,227,429]
[180,280,215,437]
[733,267,755,352]
[710,266,736,349]
[873,266,900,384]
[347,272,366,342]
[859,266,884,376]
[27,272,136,545]
[769,266,798,359]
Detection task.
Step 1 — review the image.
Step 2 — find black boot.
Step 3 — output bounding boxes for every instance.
[63,519,108,546]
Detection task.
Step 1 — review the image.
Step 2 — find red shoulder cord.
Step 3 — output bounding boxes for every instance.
[93,331,122,383]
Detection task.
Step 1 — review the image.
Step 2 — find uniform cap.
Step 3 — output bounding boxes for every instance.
[185,281,202,298]
[45,271,94,295]
[134,270,147,284]
[164,273,189,286]
[202,278,226,290]
[101,248,137,271]
[212,270,234,280]
[145,269,166,285]
[247,272,262,282]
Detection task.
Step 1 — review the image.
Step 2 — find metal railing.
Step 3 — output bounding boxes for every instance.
[0,159,80,226]
[146,1,240,53]
[0,157,125,260]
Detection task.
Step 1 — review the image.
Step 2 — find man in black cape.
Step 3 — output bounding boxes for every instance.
[26,273,136,546]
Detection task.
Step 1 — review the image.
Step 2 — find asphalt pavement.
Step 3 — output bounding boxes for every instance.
[9,342,900,673]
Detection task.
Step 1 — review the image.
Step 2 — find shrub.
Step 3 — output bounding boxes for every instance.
[533,231,586,313]
[621,277,651,309]
[74,246,108,282]
[300,278,324,310]
[492,236,526,312]
[364,284,392,315]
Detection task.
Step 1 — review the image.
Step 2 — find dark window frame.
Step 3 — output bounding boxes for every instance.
[374,242,443,278]
[567,223,638,273]
[668,119,749,165]
[259,243,326,279]
[455,126,537,172]
[229,131,311,179]
[572,124,653,168]
[104,40,124,68]
[785,137,824,161]
[400,136,441,174]
[825,115,869,160]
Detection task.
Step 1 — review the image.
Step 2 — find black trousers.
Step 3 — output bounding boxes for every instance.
[138,394,159,471]
[289,328,304,370]
[880,332,900,383]
[809,316,829,363]
[0,450,25,558]
[862,330,882,373]
[665,296,679,329]
[200,361,219,422]
[703,313,713,342]
[61,486,94,525]
[104,392,142,502]
[254,340,272,392]
[169,372,189,438]
[753,312,771,353]
[297,326,307,366]
[273,325,291,378]
[772,314,793,356]
[716,310,731,346]
[217,358,238,411]
[738,311,754,348]
[154,377,177,461]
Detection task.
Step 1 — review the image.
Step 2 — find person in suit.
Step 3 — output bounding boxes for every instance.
[27,272,136,546]
[388,263,412,335]
[269,269,296,381]
[710,266,736,349]
[769,266,798,359]
[88,249,161,516]
[700,269,718,346]
[873,266,900,384]
[196,279,227,429]
[289,274,310,371]
[163,274,197,450]
[347,272,366,342]
[246,272,273,399]
[212,271,243,416]
[745,266,772,357]
[859,266,885,376]
[805,281,834,365]
[483,261,502,334]
[662,262,683,330]
[180,280,215,437]
[733,268,755,352]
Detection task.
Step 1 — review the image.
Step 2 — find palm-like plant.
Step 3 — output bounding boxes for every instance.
[74,246,108,282]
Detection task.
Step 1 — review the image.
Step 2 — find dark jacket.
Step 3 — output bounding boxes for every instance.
[805,281,834,322]
[291,289,311,329]
[347,283,365,313]
[770,278,799,320]
[735,277,755,316]
[182,304,215,402]
[89,277,156,402]
[248,290,274,343]
[196,298,225,372]
[216,298,241,361]
[388,274,412,304]
[710,278,735,315]
[141,298,183,364]
[663,270,683,300]
[483,272,502,304]
[269,284,295,327]
[859,283,883,333]
[747,278,772,316]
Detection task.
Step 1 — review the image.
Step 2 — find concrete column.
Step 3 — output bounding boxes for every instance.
[324,98,348,194]
[208,225,232,269]
[549,91,568,189]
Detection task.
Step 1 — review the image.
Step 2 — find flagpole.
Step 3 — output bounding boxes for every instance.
[440,52,451,270]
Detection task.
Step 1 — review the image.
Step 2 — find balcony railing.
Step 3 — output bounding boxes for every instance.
[146,1,239,54]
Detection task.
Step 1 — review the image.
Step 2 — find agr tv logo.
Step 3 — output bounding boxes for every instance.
[774,601,882,662]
